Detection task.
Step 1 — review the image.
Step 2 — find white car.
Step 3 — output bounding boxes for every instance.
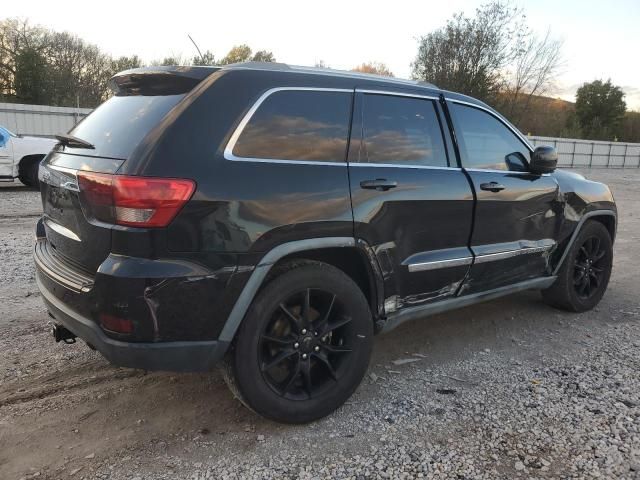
[0,126,58,188]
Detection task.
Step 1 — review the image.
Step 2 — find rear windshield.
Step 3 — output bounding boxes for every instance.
[67,94,184,159]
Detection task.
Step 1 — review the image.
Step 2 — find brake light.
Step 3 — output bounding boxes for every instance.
[77,172,195,228]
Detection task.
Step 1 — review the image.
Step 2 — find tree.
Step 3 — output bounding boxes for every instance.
[219,45,276,65]
[252,50,275,63]
[411,1,562,111]
[575,79,626,140]
[220,44,252,65]
[192,50,216,66]
[111,55,142,73]
[411,2,519,102]
[13,47,49,103]
[352,62,394,77]
[501,29,563,123]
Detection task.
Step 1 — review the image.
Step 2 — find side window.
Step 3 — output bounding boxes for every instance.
[232,90,351,162]
[451,103,530,171]
[358,94,448,167]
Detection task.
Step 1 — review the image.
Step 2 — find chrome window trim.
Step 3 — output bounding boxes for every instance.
[356,89,439,101]
[223,87,352,166]
[348,162,460,171]
[408,256,472,272]
[445,98,533,151]
[464,167,550,177]
[353,89,452,170]
[445,98,555,176]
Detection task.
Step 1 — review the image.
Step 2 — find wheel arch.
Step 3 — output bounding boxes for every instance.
[219,237,385,344]
[17,153,45,180]
[552,210,617,275]
[18,153,45,170]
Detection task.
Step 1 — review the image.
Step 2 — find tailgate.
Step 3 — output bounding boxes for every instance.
[39,153,124,273]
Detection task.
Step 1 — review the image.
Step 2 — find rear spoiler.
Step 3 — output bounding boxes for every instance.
[110,66,221,96]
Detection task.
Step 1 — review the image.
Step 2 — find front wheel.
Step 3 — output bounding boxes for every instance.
[223,261,373,423]
[542,220,613,312]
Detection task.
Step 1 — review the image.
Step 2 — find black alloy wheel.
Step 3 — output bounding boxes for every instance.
[573,235,608,300]
[542,220,613,312]
[223,261,373,423]
[259,287,353,400]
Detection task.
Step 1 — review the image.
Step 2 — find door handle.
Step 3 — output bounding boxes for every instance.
[480,181,506,192]
[360,179,398,191]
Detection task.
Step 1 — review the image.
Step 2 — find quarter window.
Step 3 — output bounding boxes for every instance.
[232,90,351,162]
[451,103,531,171]
[358,94,448,167]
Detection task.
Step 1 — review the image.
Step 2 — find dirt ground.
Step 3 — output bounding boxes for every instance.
[0,169,639,479]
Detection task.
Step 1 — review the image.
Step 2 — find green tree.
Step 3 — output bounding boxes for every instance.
[252,50,275,63]
[192,50,216,66]
[13,47,50,104]
[111,55,142,73]
[220,44,252,65]
[575,80,626,140]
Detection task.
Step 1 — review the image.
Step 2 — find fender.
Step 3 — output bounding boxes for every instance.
[552,209,617,275]
[219,237,357,343]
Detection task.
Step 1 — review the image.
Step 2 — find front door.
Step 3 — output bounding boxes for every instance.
[447,100,562,294]
[348,91,475,313]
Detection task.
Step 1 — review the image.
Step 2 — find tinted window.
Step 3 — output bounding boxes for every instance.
[359,94,447,167]
[232,90,351,162]
[69,94,185,159]
[451,103,530,171]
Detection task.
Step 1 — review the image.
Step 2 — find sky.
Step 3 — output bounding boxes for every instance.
[3,0,640,109]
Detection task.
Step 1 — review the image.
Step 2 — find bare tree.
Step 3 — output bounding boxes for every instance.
[502,29,563,122]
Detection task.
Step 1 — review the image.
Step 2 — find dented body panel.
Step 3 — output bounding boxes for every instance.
[33,63,618,372]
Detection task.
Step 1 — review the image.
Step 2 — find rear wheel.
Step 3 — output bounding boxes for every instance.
[223,261,373,423]
[542,220,613,312]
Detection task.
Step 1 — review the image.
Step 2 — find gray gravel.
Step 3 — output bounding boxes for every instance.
[1,169,639,480]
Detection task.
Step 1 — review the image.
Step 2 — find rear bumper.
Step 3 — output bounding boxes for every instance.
[37,271,229,371]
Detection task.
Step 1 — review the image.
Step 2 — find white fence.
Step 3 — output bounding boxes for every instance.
[529,136,640,168]
[0,102,92,138]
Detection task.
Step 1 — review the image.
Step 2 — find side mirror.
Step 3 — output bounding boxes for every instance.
[530,146,558,174]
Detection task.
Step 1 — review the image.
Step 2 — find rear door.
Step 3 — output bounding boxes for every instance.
[348,90,474,313]
[447,100,561,294]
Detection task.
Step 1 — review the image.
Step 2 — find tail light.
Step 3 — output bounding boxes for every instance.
[77,172,195,228]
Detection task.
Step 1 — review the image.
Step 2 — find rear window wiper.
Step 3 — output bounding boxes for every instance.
[55,134,95,149]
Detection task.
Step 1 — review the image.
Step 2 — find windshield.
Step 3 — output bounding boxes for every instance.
[66,94,185,159]
[0,126,17,138]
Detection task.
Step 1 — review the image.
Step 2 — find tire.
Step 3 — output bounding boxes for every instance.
[222,261,373,423]
[542,220,613,312]
[18,157,42,190]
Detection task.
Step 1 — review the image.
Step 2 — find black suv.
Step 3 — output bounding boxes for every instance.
[35,63,617,423]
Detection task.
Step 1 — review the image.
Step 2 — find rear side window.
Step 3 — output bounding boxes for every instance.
[451,103,531,171]
[231,90,352,162]
[358,94,448,167]
[68,94,185,159]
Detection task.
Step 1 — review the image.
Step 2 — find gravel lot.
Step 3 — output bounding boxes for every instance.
[0,169,639,480]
